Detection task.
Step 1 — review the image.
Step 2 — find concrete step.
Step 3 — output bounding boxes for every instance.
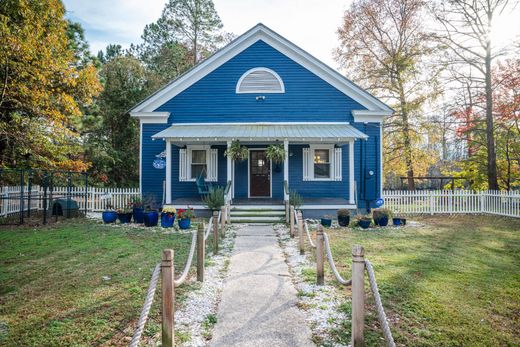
[231,216,285,223]
[231,205,285,211]
[231,210,285,217]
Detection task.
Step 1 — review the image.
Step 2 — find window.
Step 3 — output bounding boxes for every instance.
[190,150,207,179]
[314,149,331,179]
[179,146,218,182]
[236,67,285,93]
[303,145,342,181]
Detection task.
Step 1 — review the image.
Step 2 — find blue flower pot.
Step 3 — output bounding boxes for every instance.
[178,218,191,230]
[117,212,132,224]
[133,207,144,223]
[320,218,332,227]
[358,219,371,229]
[338,215,350,227]
[143,211,159,227]
[102,211,117,224]
[392,217,402,226]
[378,216,389,227]
[161,213,175,228]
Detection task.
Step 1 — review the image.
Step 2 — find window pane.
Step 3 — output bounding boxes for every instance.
[192,150,206,164]
[314,150,329,163]
[314,163,330,178]
[191,164,206,179]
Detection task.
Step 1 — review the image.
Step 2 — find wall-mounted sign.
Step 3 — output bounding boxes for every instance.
[375,198,384,207]
[153,159,166,169]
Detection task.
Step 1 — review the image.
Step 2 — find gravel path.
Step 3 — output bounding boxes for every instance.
[209,224,314,347]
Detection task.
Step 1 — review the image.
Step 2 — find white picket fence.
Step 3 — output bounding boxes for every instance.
[0,186,140,217]
[383,190,520,218]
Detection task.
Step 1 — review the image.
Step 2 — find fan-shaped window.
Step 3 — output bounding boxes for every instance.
[236,67,285,93]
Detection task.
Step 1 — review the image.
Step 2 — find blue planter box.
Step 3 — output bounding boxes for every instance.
[117,212,132,224]
[161,213,175,228]
[178,218,191,230]
[320,218,332,227]
[143,211,159,227]
[133,207,144,223]
[358,219,371,229]
[102,211,117,224]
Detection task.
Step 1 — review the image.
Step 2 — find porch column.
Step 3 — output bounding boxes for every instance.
[349,139,355,205]
[165,139,172,204]
[283,139,289,200]
[227,140,233,199]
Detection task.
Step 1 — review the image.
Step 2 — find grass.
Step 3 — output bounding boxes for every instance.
[0,219,208,346]
[319,215,520,346]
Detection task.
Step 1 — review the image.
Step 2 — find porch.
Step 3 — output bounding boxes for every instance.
[154,122,366,211]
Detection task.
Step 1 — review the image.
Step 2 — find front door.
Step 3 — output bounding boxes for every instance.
[249,150,271,197]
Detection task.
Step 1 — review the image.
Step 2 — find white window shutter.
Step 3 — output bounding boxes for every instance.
[334,148,342,181]
[208,149,218,182]
[179,148,188,182]
[303,148,310,181]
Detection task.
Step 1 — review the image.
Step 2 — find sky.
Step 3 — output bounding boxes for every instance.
[63,0,520,71]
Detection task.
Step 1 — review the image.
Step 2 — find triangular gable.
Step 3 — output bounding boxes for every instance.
[130,23,393,114]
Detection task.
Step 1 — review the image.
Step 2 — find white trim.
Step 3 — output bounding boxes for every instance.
[308,144,335,181]
[165,140,172,204]
[283,139,289,200]
[130,23,392,113]
[131,112,170,124]
[247,148,272,198]
[236,67,285,93]
[165,121,351,126]
[352,110,390,123]
[349,139,355,204]
[301,204,357,209]
[186,145,212,182]
[139,122,143,196]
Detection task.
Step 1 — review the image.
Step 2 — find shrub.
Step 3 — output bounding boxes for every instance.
[289,190,304,208]
[202,186,225,211]
[337,208,350,217]
[373,208,392,220]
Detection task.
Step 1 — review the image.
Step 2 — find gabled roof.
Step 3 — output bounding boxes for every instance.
[130,23,393,114]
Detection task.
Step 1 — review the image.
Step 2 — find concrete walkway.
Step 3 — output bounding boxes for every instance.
[210,224,314,347]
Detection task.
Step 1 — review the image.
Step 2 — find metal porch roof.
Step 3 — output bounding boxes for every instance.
[152,123,368,142]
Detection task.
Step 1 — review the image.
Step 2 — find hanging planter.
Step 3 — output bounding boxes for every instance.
[224,140,248,161]
[266,144,286,163]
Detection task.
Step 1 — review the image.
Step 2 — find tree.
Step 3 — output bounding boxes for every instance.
[336,0,442,190]
[97,44,123,64]
[83,56,151,185]
[431,0,516,189]
[0,0,102,171]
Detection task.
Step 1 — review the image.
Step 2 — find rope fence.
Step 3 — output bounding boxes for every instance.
[292,205,396,347]
[129,209,228,347]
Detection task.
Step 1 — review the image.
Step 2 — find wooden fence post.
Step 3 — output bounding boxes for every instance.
[226,204,231,225]
[285,200,290,224]
[298,211,304,255]
[221,206,226,237]
[197,223,205,282]
[351,245,365,347]
[161,249,174,347]
[213,210,219,255]
[316,225,324,285]
[290,206,295,238]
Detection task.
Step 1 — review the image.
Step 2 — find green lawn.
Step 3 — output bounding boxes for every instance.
[321,215,520,346]
[0,220,206,346]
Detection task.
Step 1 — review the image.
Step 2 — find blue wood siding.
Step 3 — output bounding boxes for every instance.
[353,123,381,209]
[141,124,167,207]
[154,40,365,123]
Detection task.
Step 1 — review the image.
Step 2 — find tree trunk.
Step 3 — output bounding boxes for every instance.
[397,79,415,190]
[484,34,498,189]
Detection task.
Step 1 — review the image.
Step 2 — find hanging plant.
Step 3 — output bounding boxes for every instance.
[224,140,248,161]
[266,144,286,164]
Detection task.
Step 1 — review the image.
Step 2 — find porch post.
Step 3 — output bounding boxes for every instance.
[349,139,355,205]
[227,140,233,199]
[283,139,289,201]
[165,139,172,204]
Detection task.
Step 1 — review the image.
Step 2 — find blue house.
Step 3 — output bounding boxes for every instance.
[130,24,392,219]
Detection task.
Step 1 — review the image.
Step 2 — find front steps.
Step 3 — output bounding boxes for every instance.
[230,205,285,224]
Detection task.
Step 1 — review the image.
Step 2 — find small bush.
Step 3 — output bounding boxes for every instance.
[289,190,304,208]
[202,186,225,211]
[337,208,350,217]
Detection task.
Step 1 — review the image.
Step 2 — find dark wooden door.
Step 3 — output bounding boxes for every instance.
[250,150,270,197]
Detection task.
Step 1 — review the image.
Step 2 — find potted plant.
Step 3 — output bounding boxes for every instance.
[132,196,144,223]
[224,140,248,161]
[143,194,159,227]
[289,190,303,209]
[266,144,286,172]
[177,207,195,229]
[337,209,350,227]
[356,215,372,229]
[102,202,117,224]
[321,214,333,227]
[202,186,225,212]
[393,217,407,226]
[373,208,392,227]
[116,204,133,224]
[161,206,176,228]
